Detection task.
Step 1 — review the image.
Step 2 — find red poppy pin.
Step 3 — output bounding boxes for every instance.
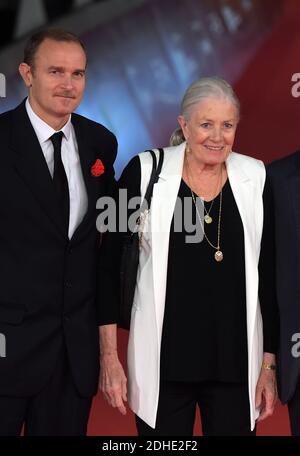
[91,159,105,177]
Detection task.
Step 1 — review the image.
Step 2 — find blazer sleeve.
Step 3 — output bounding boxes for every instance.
[96,155,141,325]
[258,171,280,354]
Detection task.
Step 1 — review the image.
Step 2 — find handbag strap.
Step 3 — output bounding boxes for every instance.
[141,148,164,212]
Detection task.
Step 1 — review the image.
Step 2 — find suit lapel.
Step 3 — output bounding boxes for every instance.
[10,102,104,242]
[69,115,100,243]
[10,101,67,238]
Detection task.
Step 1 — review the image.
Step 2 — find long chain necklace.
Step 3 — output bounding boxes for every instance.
[191,188,223,262]
[185,155,224,262]
[203,169,222,224]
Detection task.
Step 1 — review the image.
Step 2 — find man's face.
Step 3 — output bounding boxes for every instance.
[20,38,86,125]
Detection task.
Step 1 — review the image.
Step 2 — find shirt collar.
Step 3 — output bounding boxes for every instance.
[25,98,72,143]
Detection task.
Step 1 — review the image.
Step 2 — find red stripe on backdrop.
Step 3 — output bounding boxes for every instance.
[89,0,300,436]
[235,0,300,164]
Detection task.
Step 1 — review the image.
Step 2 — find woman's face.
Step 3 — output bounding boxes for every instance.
[178,97,238,166]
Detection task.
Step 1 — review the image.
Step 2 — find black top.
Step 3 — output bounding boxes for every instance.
[100,154,279,382]
[160,178,248,382]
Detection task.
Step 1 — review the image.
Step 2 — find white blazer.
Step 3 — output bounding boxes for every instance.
[127,142,266,430]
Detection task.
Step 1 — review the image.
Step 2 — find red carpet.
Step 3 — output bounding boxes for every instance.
[88,0,300,436]
[87,331,290,435]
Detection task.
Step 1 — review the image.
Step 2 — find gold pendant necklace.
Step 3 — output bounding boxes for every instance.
[204,199,214,224]
[185,150,224,262]
[198,164,222,225]
[204,214,213,224]
[215,250,223,262]
[191,189,223,262]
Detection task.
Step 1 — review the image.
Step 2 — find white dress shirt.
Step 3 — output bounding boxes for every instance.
[26,98,88,239]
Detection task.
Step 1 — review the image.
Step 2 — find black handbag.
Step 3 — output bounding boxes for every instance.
[119,148,164,330]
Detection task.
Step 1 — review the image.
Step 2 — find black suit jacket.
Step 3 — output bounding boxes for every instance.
[0,100,117,397]
[268,152,300,403]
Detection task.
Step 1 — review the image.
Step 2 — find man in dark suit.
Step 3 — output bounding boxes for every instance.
[268,154,300,435]
[0,28,126,435]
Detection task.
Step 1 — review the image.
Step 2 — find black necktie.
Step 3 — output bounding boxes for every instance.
[50,131,70,234]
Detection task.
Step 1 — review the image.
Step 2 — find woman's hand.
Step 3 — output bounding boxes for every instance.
[99,351,127,415]
[99,324,127,415]
[255,353,277,422]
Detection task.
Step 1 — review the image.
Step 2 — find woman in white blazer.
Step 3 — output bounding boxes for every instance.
[99,77,278,436]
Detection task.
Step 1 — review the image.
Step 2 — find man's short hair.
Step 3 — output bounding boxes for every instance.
[23,28,87,68]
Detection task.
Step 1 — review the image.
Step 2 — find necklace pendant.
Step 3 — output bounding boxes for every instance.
[204,214,213,224]
[215,250,223,262]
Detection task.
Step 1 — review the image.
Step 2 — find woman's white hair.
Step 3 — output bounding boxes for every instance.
[170,76,240,146]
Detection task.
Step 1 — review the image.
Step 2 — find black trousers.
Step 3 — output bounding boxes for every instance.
[136,380,255,436]
[0,346,93,436]
[288,375,300,436]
